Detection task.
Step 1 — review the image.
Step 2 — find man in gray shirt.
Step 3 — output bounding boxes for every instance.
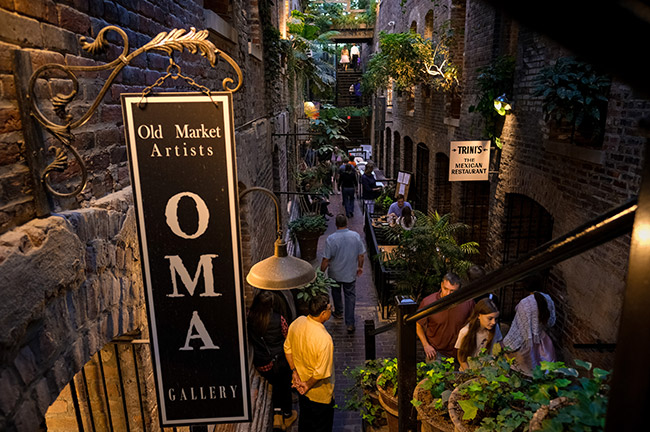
[320,214,366,333]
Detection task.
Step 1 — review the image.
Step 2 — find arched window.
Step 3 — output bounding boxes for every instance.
[385,128,392,178]
[410,20,417,34]
[424,10,434,39]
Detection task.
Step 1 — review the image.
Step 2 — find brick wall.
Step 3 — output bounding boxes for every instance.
[374,0,650,369]
[0,0,293,430]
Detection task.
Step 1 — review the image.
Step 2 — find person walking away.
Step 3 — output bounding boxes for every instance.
[503,274,556,376]
[340,46,350,70]
[361,163,381,214]
[350,44,360,70]
[416,273,475,361]
[455,298,503,371]
[284,293,334,432]
[320,214,366,333]
[248,291,297,430]
[339,163,358,218]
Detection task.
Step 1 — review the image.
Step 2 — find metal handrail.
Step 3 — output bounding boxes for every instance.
[406,198,636,323]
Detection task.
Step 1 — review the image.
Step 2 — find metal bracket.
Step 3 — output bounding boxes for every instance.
[23,26,243,200]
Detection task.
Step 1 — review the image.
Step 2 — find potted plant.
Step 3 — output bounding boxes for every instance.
[343,358,390,431]
[534,57,611,147]
[528,360,610,431]
[376,358,436,432]
[383,211,479,303]
[295,270,337,316]
[288,214,327,262]
[411,358,470,432]
[447,352,582,432]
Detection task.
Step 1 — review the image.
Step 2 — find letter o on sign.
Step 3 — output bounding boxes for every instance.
[165,192,210,239]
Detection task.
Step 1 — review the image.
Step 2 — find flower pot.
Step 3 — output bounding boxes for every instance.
[447,380,476,432]
[376,375,399,432]
[528,397,572,431]
[296,231,321,262]
[413,379,455,432]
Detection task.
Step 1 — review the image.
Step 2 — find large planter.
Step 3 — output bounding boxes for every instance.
[447,380,476,432]
[364,390,389,432]
[376,375,399,432]
[528,397,572,431]
[413,379,455,432]
[296,231,322,262]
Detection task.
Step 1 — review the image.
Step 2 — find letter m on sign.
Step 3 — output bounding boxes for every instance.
[165,254,222,297]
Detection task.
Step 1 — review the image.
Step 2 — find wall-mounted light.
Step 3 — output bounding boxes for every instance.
[493,93,512,116]
[240,187,316,290]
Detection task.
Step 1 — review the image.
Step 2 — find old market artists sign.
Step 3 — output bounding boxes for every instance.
[121,93,250,426]
[449,140,491,181]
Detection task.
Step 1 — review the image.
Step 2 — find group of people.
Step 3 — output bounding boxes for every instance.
[339,44,360,70]
[417,271,556,375]
[247,213,364,431]
[387,194,416,230]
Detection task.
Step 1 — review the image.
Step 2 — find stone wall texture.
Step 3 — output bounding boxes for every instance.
[375,0,649,369]
[0,0,291,430]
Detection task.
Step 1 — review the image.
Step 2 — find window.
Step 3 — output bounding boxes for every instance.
[414,143,430,212]
[433,153,451,215]
[424,10,434,40]
[204,0,233,24]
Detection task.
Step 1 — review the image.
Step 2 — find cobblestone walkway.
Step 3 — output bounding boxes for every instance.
[286,194,398,431]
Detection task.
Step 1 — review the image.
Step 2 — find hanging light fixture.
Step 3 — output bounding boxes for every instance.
[493,93,512,116]
[240,187,316,290]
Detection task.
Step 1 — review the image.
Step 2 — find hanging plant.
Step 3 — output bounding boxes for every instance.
[468,56,515,149]
[363,27,458,95]
[534,57,610,146]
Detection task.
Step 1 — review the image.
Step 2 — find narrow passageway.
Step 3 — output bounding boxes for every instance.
[287,194,397,431]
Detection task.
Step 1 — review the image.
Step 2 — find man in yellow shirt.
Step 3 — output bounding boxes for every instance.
[284,293,334,432]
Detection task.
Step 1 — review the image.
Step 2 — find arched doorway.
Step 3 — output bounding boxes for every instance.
[433,153,452,215]
[385,128,392,177]
[499,193,554,320]
[459,182,491,265]
[404,137,414,173]
[393,131,401,179]
[414,143,430,212]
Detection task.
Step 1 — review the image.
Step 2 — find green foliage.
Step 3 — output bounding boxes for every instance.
[536,360,610,432]
[468,56,515,149]
[309,104,350,152]
[376,358,436,397]
[343,358,390,426]
[410,357,463,412]
[363,28,458,95]
[454,353,609,432]
[384,211,479,302]
[534,57,610,144]
[296,269,337,302]
[288,214,328,238]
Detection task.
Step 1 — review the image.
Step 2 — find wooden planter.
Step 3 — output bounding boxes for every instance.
[447,380,476,432]
[413,379,455,432]
[528,397,572,431]
[296,231,321,262]
[376,375,399,432]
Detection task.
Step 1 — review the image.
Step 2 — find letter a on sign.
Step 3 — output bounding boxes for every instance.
[121,93,251,426]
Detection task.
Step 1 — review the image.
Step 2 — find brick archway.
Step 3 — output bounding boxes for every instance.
[0,191,147,431]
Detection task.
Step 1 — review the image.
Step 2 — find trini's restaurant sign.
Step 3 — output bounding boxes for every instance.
[121,93,250,426]
[449,140,491,181]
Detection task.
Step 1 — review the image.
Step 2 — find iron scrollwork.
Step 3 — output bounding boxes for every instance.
[29,26,243,198]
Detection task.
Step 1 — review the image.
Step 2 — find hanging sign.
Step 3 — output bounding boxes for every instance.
[121,93,250,426]
[449,140,491,181]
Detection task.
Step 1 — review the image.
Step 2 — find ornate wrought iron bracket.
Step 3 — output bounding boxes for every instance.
[27,26,243,198]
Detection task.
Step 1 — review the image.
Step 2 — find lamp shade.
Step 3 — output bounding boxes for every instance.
[246,240,316,290]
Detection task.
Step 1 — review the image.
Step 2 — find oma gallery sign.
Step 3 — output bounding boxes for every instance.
[121,93,250,426]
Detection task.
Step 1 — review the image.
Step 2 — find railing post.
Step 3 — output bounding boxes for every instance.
[396,296,418,432]
[365,319,376,360]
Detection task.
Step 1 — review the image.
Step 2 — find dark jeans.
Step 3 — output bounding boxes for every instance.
[298,395,334,432]
[342,187,355,216]
[259,357,293,416]
[331,281,356,327]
